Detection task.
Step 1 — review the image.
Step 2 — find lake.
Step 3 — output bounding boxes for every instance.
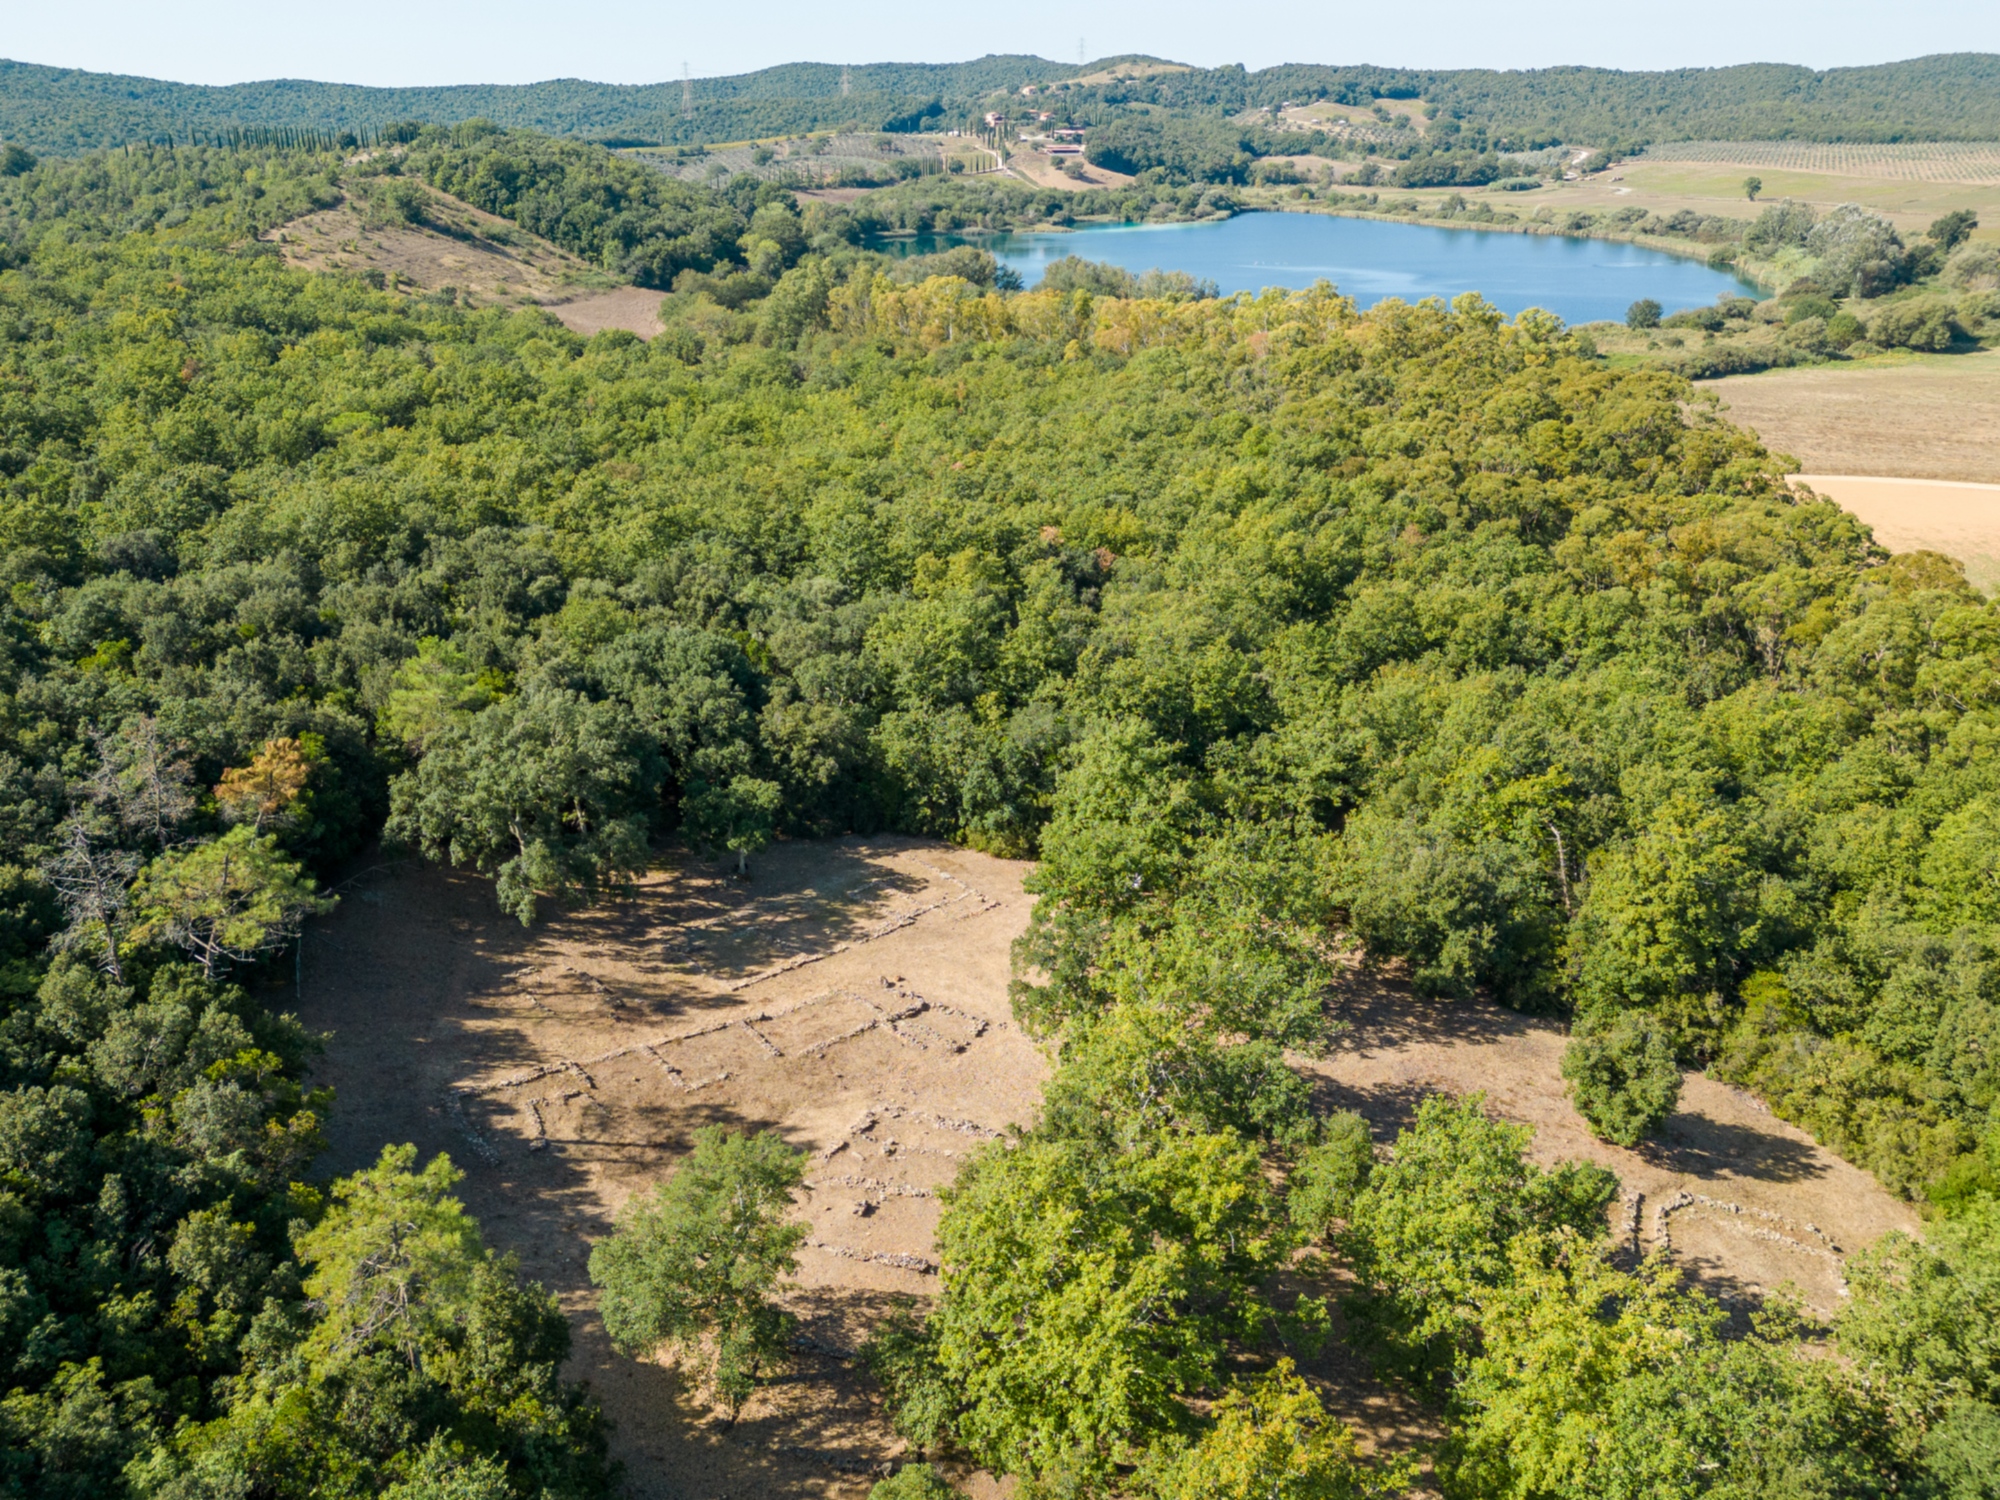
[872,211,1763,325]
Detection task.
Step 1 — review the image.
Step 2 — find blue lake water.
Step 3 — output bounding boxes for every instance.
[873,211,1763,325]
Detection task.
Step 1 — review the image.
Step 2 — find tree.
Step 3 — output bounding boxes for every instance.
[387,688,662,924]
[214,737,311,831]
[1444,1231,1897,1500]
[681,774,783,875]
[1838,1193,2000,1492]
[860,1309,956,1456]
[1806,203,1907,297]
[126,827,335,978]
[1625,298,1662,329]
[1564,793,1757,1046]
[40,817,140,980]
[1561,1010,1682,1146]
[1338,1094,1618,1391]
[1744,176,1763,201]
[932,1125,1287,1484]
[377,637,508,749]
[589,1127,808,1420]
[170,1145,614,1499]
[1288,1111,1375,1241]
[1139,1361,1408,1500]
[1929,210,1978,252]
[86,715,194,849]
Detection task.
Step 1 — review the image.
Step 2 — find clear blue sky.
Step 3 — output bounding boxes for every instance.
[7,0,1996,87]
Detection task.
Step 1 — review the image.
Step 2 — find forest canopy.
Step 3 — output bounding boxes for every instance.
[2,132,1999,1498]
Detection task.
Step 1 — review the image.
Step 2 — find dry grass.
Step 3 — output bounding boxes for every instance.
[1793,476,2000,592]
[1002,147,1135,191]
[265,182,673,341]
[1703,351,2000,483]
[264,183,609,305]
[1548,155,2000,241]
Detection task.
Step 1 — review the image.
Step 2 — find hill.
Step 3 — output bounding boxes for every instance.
[3,52,2000,157]
[0,54,1095,154]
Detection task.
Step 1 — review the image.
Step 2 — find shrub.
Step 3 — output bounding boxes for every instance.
[1289,1110,1375,1240]
[1784,294,1840,322]
[860,1310,955,1454]
[1946,244,2000,291]
[1661,305,1726,331]
[868,1465,966,1500]
[1624,298,1661,329]
[1562,1011,1683,1146]
[1784,315,1834,355]
[1870,299,1956,351]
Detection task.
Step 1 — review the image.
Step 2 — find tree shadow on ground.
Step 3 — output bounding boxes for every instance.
[1641,1111,1830,1185]
[1325,975,1550,1054]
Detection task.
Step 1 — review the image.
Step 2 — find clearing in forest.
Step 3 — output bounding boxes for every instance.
[263,182,667,339]
[297,839,1917,1497]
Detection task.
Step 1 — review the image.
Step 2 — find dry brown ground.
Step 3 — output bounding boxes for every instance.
[1788,476,2000,591]
[543,287,670,340]
[265,183,668,340]
[296,841,1919,1498]
[1702,353,2000,484]
[1697,353,2000,587]
[1002,149,1135,192]
[265,185,602,304]
[1309,978,1917,1320]
[299,837,1040,1498]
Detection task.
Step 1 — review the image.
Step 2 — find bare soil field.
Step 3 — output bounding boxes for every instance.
[1309,978,1918,1320]
[299,838,1041,1498]
[1700,353,2000,586]
[295,841,1919,1498]
[1791,476,2000,591]
[1703,353,2000,482]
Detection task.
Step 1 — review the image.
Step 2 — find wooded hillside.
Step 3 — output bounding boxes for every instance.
[2,134,1999,1499]
[3,52,1999,155]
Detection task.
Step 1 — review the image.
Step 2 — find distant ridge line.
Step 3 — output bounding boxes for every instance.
[2,52,1998,156]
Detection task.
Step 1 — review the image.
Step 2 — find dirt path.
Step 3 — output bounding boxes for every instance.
[295,845,1920,1497]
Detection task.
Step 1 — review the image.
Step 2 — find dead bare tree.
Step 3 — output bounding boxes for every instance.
[41,818,141,982]
[88,715,195,849]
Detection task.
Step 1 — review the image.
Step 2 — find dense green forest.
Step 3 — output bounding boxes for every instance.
[4,51,2000,157]
[2,134,1999,1498]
